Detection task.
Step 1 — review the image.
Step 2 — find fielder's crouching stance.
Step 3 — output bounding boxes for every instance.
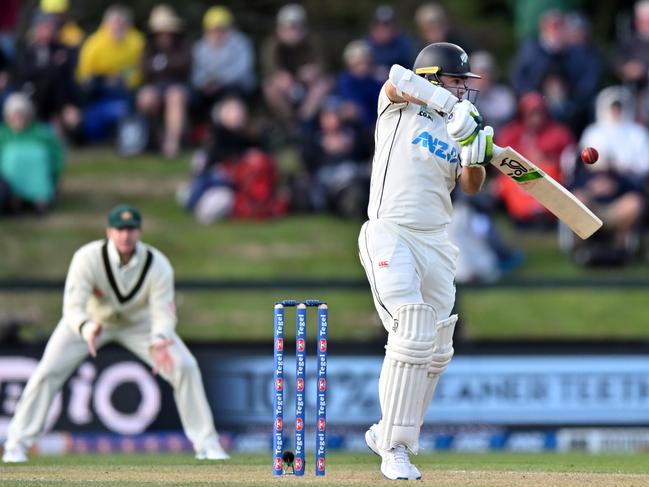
[358,42,493,480]
[2,205,229,463]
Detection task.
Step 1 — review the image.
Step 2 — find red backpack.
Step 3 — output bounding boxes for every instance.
[227,149,289,219]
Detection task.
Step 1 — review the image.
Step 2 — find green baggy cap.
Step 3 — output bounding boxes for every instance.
[108,204,142,229]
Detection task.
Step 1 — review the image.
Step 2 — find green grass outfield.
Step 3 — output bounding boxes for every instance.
[2,452,649,486]
[2,148,648,343]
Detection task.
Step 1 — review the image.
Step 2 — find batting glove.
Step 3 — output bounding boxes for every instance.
[446,100,481,142]
[459,126,494,167]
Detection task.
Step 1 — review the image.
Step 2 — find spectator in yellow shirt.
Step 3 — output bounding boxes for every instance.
[76,5,144,141]
[77,5,144,90]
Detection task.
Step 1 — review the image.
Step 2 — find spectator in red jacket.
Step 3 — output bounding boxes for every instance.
[495,92,576,227]
[183,96,287,223]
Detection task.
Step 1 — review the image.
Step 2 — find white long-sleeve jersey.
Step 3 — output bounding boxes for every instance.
[367,87,462,230]
[61,239,177,342]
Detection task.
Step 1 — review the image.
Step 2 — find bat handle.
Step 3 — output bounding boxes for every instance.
[492,144,504,157]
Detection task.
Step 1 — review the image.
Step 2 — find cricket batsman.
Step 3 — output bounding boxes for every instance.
[358,42,493,480]
[2,204,229,463]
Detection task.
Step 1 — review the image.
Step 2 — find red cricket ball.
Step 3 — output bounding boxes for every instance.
[581,146,599,164]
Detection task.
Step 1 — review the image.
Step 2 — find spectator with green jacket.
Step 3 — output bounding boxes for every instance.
[0,93,64,215]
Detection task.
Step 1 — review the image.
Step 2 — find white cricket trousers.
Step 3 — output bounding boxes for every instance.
[358,219,458,328]
[4,321,221,453]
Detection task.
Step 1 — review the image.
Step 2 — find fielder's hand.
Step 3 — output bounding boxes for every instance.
[81,321,103,358]
[150,338,174,376]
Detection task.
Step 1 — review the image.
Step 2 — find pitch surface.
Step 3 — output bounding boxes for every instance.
[3,452,649,486]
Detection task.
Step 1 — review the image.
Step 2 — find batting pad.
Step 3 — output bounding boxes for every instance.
[418,314,458,426]
[429,314,458,375]
[377,303,437,453]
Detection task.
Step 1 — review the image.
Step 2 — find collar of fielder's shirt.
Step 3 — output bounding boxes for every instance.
[107,239,144,270]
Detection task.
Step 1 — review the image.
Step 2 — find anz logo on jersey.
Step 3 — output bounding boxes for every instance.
[411,131,459,163]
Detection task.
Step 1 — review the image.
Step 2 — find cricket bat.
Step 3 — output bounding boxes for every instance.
[491,145,603,239]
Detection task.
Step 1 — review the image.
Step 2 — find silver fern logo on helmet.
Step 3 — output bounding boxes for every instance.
[461,52,468,63]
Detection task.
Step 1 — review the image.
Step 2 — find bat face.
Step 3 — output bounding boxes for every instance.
[491,147,603,239]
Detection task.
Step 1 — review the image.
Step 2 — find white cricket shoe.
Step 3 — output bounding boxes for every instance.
[195,444,230,460]
[364,424,382,456]
[381,446,419,481]
[3,444,28,463]
[365,425,421,481]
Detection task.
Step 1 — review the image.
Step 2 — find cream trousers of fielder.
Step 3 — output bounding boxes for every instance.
[358,219,459,326]
[4,320,221,453]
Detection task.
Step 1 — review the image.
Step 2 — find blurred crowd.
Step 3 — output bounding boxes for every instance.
[1,1,649,276]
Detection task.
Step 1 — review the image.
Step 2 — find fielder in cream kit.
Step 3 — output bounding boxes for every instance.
[2,205,229,463]
[358,42,494,480]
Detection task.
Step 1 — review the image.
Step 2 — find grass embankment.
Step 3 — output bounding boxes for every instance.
[1,148,647,342]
